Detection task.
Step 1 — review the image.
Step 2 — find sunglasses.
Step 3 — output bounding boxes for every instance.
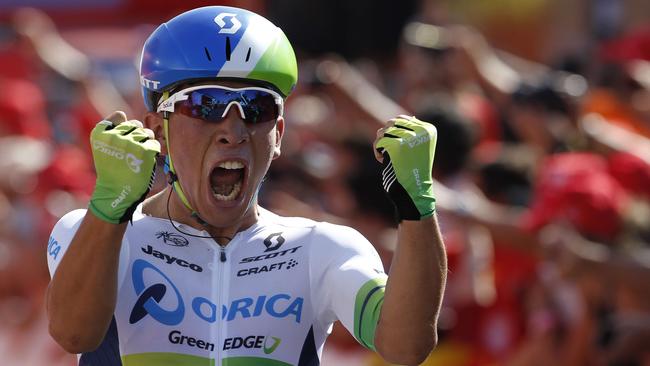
[157,85,284,125]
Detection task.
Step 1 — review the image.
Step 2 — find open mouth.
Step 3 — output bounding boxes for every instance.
[210,160,246,201]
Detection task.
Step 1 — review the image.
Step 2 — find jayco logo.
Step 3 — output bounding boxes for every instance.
[129,260,303,326]
[214,13,241,34]
[141,245,203,272]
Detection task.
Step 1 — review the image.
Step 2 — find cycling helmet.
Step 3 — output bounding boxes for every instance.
[139,6,298,111]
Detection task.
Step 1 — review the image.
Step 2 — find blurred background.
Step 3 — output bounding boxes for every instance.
[1,0,649,365]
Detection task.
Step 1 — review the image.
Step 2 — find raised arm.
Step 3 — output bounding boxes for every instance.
[46,111,159,353]
[47,214,127,353]
[375,216,446,364]
[372,116,447,364]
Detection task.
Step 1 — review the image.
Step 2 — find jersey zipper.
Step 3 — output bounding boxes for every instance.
[220,247,227,262]
[216,243,232,366]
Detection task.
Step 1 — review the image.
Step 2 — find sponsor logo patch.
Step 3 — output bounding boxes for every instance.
[239,246,301,264]
[141,245,203,272]
[214,13,241,34]
[168,330,215,351]
[236,259,299,277]
[222,335,281,354]
[263,232,285,252]
[47,236,61,260]
[130,260,304,326]
[156,231,189,247]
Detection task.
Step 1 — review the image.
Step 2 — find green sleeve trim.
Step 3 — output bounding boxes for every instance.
[353,277,387,351]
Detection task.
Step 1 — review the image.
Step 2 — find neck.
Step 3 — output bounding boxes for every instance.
[142,186,259,246]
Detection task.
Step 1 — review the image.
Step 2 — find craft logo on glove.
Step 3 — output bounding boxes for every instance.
[111,185,132,208]
[93,140,125,159]
[412,168,422,190]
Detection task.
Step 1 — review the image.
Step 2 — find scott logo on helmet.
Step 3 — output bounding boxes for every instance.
[140,76,160,90]
[214,13,241,34]
[130,259,304,326]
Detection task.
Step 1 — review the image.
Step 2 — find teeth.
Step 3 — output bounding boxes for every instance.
[218,161,244,169]
[212,182,242,201]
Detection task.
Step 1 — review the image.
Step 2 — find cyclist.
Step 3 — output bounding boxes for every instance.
[46,6,447,365]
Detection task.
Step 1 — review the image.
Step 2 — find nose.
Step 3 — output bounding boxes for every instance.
[214,104,249,145]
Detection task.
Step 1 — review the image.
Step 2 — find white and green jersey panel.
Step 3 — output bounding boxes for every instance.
[47,206,387,366]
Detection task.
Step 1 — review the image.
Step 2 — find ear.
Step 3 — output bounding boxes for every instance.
[272,117,285,160]
[144,111,168,155]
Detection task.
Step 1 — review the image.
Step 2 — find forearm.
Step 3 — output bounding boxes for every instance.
[47,212,126,353]
[375,215,447,364]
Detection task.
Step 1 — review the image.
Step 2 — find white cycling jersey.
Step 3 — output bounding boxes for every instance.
[47,205,388,366]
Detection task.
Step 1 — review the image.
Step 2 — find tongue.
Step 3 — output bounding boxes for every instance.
[211,168,243,192]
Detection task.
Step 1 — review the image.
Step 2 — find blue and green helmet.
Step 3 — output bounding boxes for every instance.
[139,6,298,110]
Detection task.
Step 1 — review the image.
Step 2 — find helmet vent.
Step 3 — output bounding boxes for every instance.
[245,47,251,62]
[225,37,232,61]
[204,47,212,61]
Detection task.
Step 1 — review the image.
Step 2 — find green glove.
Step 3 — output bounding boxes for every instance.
[376,115,437,221]
[89,119,160,224]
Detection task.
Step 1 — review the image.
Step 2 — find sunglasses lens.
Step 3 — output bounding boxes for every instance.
[175,88,279,124]
[239,90,279,124]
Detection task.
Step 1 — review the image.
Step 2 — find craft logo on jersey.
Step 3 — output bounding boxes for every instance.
[237,259,299,277]
[156,231,189,247]
[214,13,241,34]
[264,232,284,252]
[130,259,303,326]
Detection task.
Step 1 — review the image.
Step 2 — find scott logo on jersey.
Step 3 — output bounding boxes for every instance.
[263,232,285,252]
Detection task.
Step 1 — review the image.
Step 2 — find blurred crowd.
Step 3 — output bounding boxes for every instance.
[1,1,649,365]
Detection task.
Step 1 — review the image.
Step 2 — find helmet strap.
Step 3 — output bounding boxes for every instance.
[162,93,197,216]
